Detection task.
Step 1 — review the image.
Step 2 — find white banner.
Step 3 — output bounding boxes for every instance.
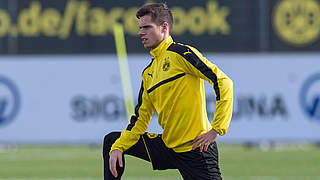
[0,54,319,143]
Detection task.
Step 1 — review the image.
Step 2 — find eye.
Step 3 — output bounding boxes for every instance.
[142,25,152,30]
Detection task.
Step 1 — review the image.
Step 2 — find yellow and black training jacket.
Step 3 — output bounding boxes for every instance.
[111,36,233,153]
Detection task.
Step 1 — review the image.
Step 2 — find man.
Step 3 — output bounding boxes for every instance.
[103,3,233,180]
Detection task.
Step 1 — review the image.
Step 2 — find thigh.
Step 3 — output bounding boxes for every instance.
[106,132,176,170]
[103,131,150,162]
[141,133,176,170]
[174,142,222,180]
[124,135,150,162]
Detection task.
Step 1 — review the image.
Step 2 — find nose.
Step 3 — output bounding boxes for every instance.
[138,29,144,36]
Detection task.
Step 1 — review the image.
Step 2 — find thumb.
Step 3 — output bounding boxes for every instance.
[118,152,123,167]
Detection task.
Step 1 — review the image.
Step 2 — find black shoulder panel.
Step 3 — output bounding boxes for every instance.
[167,43,221,101]
[167,43,190,56]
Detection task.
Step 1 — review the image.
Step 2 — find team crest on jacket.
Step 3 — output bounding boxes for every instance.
[162,57,170,71]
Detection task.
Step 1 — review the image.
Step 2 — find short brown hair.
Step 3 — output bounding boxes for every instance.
[136,3,173,33]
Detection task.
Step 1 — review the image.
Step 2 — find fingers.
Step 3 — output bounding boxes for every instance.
[204,143,209,152]
[192,134,210,152]
[192,134,204,150]
[109,154,118,177]
[109,150,123,178]
[192,136,206,151]
[191,136,199,145]
[199,143,204,152]
[118,151,123,167]
[193,129,220,151]
[199,142,210,152]
[192,138,201,150]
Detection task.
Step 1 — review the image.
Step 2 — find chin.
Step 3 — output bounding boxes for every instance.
[143,42,156,49]
[144,44,152,49]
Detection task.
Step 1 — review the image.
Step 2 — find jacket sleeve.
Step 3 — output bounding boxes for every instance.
[110,79,154,153]
[174,45,233,135]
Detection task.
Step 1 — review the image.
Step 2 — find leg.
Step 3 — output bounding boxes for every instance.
[174,142,222,180]
[102,132,150,180]
[103,132,122,180]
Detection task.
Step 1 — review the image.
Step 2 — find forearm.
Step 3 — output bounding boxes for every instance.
[212,77,233,135]
[110,130,141,154]
[212,98,233,135]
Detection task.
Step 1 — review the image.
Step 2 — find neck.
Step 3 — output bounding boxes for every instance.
[150,36,173,58]
[151,33,170,50]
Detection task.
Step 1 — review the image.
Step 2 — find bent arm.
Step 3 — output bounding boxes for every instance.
[174,45,233,135]
[110,80,154,153]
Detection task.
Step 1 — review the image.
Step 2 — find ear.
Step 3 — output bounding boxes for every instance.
[162,22,169,33]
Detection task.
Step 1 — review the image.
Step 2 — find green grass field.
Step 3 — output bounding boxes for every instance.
[0,144,319,180]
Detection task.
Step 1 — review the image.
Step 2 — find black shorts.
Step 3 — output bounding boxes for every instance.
[103,132,222,180]
[139,133,222,180]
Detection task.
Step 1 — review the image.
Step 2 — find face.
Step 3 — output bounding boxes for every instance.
[138,15,165,49]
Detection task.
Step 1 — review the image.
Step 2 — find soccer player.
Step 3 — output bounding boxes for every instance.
[103,3,233,180]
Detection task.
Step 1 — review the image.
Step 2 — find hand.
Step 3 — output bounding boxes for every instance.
[109,150,123,177]
[192,129,220,152]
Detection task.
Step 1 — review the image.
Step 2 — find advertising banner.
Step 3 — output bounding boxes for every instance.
[0,54,320,143]
[0,0,259,54]
[269,0,320,51]
[1,0,320,54]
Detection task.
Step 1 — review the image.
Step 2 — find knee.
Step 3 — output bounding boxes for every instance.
[103,131,121,147]
[103,132,120,157]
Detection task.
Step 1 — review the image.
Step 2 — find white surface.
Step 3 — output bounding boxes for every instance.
[0,53,319,143]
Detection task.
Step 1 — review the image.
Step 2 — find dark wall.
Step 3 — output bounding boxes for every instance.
[0,0,319,54]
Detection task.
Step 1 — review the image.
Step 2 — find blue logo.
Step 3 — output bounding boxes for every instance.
[0,76,20,127]
[300,73,320,120]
